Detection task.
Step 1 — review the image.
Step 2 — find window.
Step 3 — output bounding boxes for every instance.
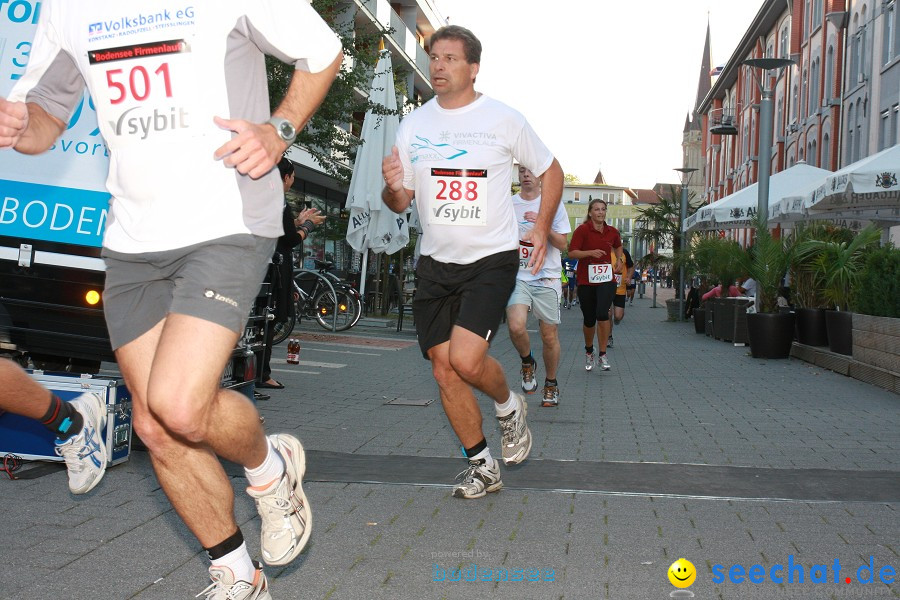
[881,110,892,151]
[847,103,855,163]
[884,1,896,64]
[804,0,811,38]
[850,14,860,84]
[574,191,580,201]
[776,92,784,137]
[809,59,819,115]
[801,69,808,118]
[891,105,899,147]
[813,0,823,28]
[825,46,834,101]
[781,25,790,58]
[856,98,864,159]
[822,132,830,168]
[791,84,799,121]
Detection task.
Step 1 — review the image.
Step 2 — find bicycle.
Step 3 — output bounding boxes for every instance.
[271,264,362,343]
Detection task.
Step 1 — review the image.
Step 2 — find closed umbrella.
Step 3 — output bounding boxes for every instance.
[345,49,406,303]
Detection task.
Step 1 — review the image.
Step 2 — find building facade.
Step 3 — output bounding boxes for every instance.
[694,0,898,243]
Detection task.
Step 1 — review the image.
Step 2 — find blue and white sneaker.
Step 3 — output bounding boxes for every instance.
[54,392,107,494]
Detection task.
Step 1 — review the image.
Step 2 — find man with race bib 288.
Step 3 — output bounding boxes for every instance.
[381,25,563,499]
[568,199,624,372]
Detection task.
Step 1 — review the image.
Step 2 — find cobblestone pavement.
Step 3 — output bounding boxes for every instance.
[1,287,897,599]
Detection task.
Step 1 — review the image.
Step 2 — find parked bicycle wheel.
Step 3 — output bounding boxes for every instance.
[271,311,296,345]
[313,288,359,331]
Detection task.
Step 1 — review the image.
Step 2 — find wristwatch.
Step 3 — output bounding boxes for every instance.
[267,117,297,144]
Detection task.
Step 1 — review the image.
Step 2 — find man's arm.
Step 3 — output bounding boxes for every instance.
[214,51,342,179]
[0,99,66,154]
[381,145,413,213]
[525,158,564,274]
[612,245,626,274]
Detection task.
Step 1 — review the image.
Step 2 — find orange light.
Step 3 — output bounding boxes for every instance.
[85,290,101,305]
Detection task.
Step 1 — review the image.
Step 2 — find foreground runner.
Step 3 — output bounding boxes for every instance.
[568,200,624,372]
[0,359,107,494]
[1,3,341,597]
[382,25,563,498]
[506,166,571,407]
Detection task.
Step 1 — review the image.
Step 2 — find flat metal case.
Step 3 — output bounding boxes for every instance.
[0,371,132,465]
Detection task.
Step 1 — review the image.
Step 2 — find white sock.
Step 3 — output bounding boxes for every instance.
[211,542,256,584]
[244,439,285,488]
[469,447,495,467]
[494,390,518,417]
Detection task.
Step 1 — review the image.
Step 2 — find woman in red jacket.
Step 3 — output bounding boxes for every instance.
[567,199,625,372]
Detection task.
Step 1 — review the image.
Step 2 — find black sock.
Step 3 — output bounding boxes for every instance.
[599,351,607,357]
[545,378,558,387]
[40,394,83,441]
[205,529,244,561]
[520,352,533,364]
[463,438,487,459]
[585,346,594,354]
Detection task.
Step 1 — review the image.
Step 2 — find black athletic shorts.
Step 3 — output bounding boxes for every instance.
[413,251,518,359]
[577,281,617,325]
[613,293,626,308]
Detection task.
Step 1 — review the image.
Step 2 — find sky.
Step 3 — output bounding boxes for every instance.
[434,0,766,189]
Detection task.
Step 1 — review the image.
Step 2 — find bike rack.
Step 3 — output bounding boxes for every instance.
[293,269,340,332]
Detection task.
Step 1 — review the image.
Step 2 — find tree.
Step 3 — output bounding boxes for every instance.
[266,0,408,185]
[564,173,581,185]
[633,184,701,300]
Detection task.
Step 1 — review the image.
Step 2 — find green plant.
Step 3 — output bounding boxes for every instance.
[785,223,855,309]
[854,244,900,317]
[690,236,745,300]
[796,225,882,311]
[743,223,790,313]
[633,185,701,300]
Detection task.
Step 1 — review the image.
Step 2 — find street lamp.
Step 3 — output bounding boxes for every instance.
[742,57,795,225]
[674,167,697,322]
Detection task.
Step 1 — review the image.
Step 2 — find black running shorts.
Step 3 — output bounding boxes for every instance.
[413,251,518,359]
[577,281,617,326]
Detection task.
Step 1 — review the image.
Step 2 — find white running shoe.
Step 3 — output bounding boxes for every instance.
[599,354,611,371]
[196,561,271,600]
[520,358,538,394]
[498,394,532,465]
[248,434,312,566]
[452,458,502,499]
[585,352,595,371]
[54,392,107,494]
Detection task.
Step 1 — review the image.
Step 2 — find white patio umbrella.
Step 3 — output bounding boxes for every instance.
[805,144,900,214]
[345,49,406,303]
[684,163,831,232]
[771,181,900,228]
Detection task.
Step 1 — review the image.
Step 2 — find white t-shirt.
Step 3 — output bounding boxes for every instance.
[512,193,571,282]
[741,278,758,296]
[397,95,554,265]
[9,0,341,253]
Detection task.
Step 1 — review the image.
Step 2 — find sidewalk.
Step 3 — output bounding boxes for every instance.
[1,288,897,599]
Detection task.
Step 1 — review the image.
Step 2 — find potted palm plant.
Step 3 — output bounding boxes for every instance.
[796,225,882,355]
[784,223,840,346]
[691,236,744,339]
[744,221,795,358]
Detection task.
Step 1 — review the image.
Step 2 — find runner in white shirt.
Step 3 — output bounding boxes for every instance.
[0,2,342,597]
[382,25,564,500]
[506,166,571,407]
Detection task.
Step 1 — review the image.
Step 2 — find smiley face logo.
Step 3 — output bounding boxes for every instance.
[668,558,696,588]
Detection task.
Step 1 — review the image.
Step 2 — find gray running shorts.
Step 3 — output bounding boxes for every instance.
[507,278,562,325]
[101,234,276,351]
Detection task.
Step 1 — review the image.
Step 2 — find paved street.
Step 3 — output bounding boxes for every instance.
[1,286,898,599]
